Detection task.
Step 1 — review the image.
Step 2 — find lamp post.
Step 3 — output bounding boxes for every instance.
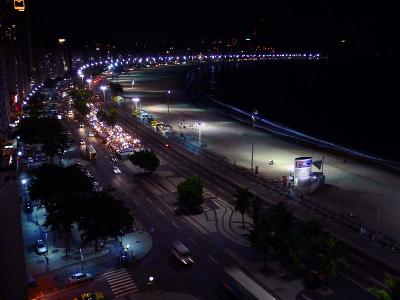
[167,90,171,125]
[251,110,258,171]
[131,80,135,89]
[21,178,28,201]
[86,78,92,89]
[79,74,84,86]
[148,276,154,292]
[100,85,107,101]
[132,97,140,111]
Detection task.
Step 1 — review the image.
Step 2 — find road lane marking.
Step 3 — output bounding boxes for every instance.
[158,209,166,215]
[146,197,153,204]
[300,295,313,300]
[369,277,386,287]
[208,254,218,264]
[172,222,180,229]
[339,271,369,291]
[217,187,225,193]
[338,258,351,267]
[133,199,138,205]
[351,254,366,263]
[188,237,197,245]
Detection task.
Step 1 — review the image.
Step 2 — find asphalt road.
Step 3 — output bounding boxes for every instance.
[61,120,234,300]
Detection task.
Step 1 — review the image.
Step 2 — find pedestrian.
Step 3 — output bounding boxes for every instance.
[150,226,154,233]
[45,256,49,264]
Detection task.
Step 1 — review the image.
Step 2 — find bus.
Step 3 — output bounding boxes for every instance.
[86,145,96,160]
[222,267,277,300]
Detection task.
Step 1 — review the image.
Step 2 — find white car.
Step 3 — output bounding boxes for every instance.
[113,166,121,174]
[68,272,92,284]
[171,241,194,265]
[35,240,47,255]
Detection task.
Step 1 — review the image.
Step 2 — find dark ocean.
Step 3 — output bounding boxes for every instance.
[185,58,397,162]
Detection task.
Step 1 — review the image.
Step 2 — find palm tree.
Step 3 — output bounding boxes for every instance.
[319,237,338,279]
[233,187,252,229]
[248,217,271,271]
[369,273,400,300]
[301,219,325,270]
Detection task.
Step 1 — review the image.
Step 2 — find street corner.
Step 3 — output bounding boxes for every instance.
[121,230,154,262]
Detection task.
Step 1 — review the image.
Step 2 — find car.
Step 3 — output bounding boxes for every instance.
[68,272,92,284]
[79,123,85,128]
[24,201,33,213]
[171,241,194,265]
[35,239,47,255]
[79,139,86,145]
[164,143,172,149]
[113,166,121,174]
[88,132,95,137]
[110,156,118,162]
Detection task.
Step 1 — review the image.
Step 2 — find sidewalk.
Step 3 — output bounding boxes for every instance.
[120,230,153,262]
[22,205,110,275]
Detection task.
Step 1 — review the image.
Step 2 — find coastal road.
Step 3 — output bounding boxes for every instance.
[102,99,384,299]
[64,121,235,300]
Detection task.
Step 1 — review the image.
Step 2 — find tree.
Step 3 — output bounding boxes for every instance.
[370,274,400,300]
[109,82,123,95]
[70,89,91,115]
[96,108,118,127]
[29,164,94,256]
[177,176,204,212]
[24,93,45,118]
[248,216,271,271]
[301,220,326,270]
[319,237,338,279]
[79,190,134,251]
[233,187,252,229]
[251,197,263,221]
[129,150,160,173]
[269,201,295,249]
[16,117,69,163]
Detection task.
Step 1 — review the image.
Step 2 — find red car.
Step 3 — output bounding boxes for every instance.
[164,143,172,149]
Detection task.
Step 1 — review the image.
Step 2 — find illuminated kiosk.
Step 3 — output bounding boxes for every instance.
[293,157,325,193]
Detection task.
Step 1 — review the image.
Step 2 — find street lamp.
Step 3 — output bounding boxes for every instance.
[167,90,171,125]
[21,178,28,201]
[86,78,92,89]
[250,110,258,171]
[79,74,84,86]
[100,85,107,101]
[132,97,140,111]
[197,122,204,146]
[131,80,135,89]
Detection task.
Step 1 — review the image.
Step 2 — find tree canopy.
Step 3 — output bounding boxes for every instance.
[129,149,160,173]
[177,176,204,212]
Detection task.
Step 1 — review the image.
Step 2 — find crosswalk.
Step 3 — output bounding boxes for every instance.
[103,269,139,298]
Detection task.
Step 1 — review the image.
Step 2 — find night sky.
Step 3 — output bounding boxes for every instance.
[29,1,394,55]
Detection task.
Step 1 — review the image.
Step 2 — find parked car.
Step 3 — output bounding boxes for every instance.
[35,239,47,255]
[69,272,92,284]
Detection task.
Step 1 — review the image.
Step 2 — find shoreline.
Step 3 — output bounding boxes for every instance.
[208,97,400,176]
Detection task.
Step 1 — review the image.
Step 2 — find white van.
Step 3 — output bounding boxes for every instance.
[171,241,194,265]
